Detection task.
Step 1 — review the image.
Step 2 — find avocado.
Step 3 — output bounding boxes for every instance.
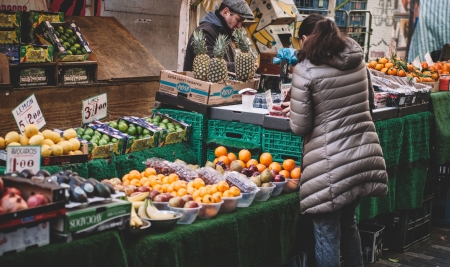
[94,183,111,198]
[80,182,95,198]
[56,175,70,185]
[88,177,99,186]
[69,184,88,203]
[36,170,51,177]
[20,169,35,179]
[102,182,116,194]
[68,177,81,186]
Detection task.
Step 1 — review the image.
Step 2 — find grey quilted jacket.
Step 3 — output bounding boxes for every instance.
[290,38,388,214]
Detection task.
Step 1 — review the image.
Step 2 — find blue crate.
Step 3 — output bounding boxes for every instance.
[296,0,328,9]
[432,185,450,225]
[348,12,366,27]
[335,10,348,27]
[297,8,328,16]
[336,0,367,11]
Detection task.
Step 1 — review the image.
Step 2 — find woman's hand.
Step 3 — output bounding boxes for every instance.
[282,102,290,117]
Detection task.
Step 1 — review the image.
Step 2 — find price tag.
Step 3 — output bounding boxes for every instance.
[412,56,422,71]
[265,89,273,110]
[388,38,397,59]
[6,146,41,174]
[82,93,108,124]
[424,52,435,67]
[11,94,46,134]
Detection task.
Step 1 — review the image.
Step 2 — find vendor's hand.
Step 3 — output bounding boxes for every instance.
[282,102,290,117]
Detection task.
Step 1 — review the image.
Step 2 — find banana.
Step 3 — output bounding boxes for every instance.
[127,192,149,202]
[138,200,150,219]
[132,201,145,210]
[130,206,143,227]
[148,211,175,220]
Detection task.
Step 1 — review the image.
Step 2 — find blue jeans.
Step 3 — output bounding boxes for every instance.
[311,199,363,267]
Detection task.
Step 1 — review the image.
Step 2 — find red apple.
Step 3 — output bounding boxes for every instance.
[168,197,185,208]
[181,195,194,203]
[184,200,199,208]
[150,190,161,200]
[0,178,3,193]
[138,186,151,192]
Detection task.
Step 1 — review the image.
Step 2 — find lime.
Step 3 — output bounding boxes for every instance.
[167,129,174,133]
[128,123,135,128]
[101,134,110,142]
[70,46,77,53]
[66,50,73,55]
[162,118,170,124]
[81,47,87,54]
[145,118,152,123]
[77,134,82,139]
[60,35,66,42]
[55,31,60,37]
[138,135,144,139]
[65,29,73,36]
[137,126,143,135]
[58,26,64,32]
[94,130,102,136]
[111,138,118,143]
[118,123,128,133]
[90,135,100,142]
[109,121,118,129]
[143,129,150,136]
[159,124,167,130]
[91,142,98,147]
[98,139,108,146]
[73,43,80,49]
[84,128,94,136]
[143,135,151,138]
[82,135,92,141]
[76,50,83,55]
[118,119,127,125]
[76,128,84,134]
[177,128,184,132]
[127,127,137,136]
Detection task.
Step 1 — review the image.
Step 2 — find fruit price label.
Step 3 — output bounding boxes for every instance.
[12,94,46,134]
[6,146,41,174]
[82,93,108,124]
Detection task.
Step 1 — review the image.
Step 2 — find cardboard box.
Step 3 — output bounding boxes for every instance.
[35,21,92,62]
[210,104,269,125]
[58,65,97,85]
[293,14,308,39]
[10,66,54,87]
[263,115,291,130]
[146,113,191,145]
[0,11,21,28]
[252,24,294,53]
[158,70,258,106]
[0,221,50,256]
[259,52,295,75]
[51,199,130,242]
[29,11,64,28]
[0,176,66,230]
[116,116,165,149]
[0,28,20,44]
[19,44,53,63]
[0,44,19,63]
[155,91,211,115]
[249,0,298,31]
[82,122,132,157]
[422,81,439,92]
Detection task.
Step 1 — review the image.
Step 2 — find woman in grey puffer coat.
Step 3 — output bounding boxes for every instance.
[283,14,388,266]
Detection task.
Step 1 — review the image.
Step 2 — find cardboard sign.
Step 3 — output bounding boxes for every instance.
[265,89,273,110]
[6,145,41,174]
[12,94,46,133]
[82,93,107,124]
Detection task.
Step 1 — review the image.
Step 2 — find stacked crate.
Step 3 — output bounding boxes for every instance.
[334,0,369,48]
[296,0,329,16]
[432,165,450,225]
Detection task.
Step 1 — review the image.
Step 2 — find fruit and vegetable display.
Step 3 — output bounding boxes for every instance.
[0,124,86,156]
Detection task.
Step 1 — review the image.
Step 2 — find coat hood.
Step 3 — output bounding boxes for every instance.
[200,11,222,27]
[325,37,364,71]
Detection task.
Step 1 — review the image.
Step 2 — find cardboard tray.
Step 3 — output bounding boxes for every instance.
[210,104,269,125]
[0,150,88,167]
[263,115,291,131]
[0,176,66,230]
[371,107,399,121]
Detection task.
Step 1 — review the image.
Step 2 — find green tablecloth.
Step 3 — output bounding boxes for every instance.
[123,192,306,267]
[430,92,450,165]
[0,230,128,267]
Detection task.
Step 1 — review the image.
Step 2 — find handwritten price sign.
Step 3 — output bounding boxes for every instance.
[6,146,41,174]
[82,93,108,124]
[12,94,46,133]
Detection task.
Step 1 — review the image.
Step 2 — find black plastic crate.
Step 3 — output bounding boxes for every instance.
[359,223,384,263]
[391,196,433,251]
[296,0,328,9]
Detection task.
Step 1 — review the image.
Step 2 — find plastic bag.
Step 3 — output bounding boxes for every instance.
[170,161,198,182]
[224,171,259,193]
[273,48,298,66]
[143,157,173,176]
[197,167,225,185]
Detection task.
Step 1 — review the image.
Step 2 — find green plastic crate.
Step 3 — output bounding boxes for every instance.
[261,129,302,164]
[189,139,206,166]
[153,108,207,139]
[206,146,260,163]
[207,120,262,143]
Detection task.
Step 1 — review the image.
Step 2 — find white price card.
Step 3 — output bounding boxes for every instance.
[265,89,273,110]
[11,94,46,134]
[412,56,422,71]
[6,146,41,174]
[82,93,108,124]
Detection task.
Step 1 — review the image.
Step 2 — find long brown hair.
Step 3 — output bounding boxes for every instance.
[297,19,347,65]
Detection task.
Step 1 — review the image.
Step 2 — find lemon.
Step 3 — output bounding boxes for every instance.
[29,135,44,146]
[43,139,55,146]
[7,142,21,147]
[68,151,75,155]
[51,144,63,156]
[51,132,61,144]
[68,138,80,151]
[73,150,84,155]
[0,137,5,150]
[5,131,20,145]
[41,144,52,157]
[42,130,54,140]
[58,141,72,155]
[19,134,29,146]
[63,128,77,140]
[24,124,39,138]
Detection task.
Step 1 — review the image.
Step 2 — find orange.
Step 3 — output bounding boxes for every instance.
[237,160,246,168]
[377,58,388,64]
[279,170,290,178]
[187,186,195,195]
[380,67,388,74]
[407,64,414,71]
[229,186,241,196]
[144,167,157,177]
[375,63,384,71]
[218,155,231,166]
[268,162,282,172]
[193,178,206,189]
[156,173,165,179]
[227,152,237,162]
[210,184,219,194]
[130,179,142,187]
[215,146,228,158]
[122,174,129,182]
[443,64,450,72]
[384,62,393,69]
[143,180,151,187]
[123,180,130,186]
[177,188,187,196]
[191,190,201,200]
[397,69,406,77]
[259,152,273,167]
[213,158,218,164]
[246,159,259,168]
[368,60,377,68]
[222,190,234,197]
[141,171,146,178]
[291,167,301,179]
[238,149,251,163]
[217,181,230,192]
[387,68,398,76]
[421,62,428,69]
[256,163,266,173]
[429,65,437,72]
[128,170,141,181]
[153,184,162,192]
[282,159,296,171]
[168,173,179,183]
[162,176,170,184]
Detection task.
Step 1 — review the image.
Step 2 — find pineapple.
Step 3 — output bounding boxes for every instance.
[233,29,255,81]
[192,29,210,81]
[207,34,228,83]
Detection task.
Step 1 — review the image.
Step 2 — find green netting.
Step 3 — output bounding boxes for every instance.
[395,160,429,210]
[357,168,397,222]
[374,117,404,169]
[399,112,433,164]
[430,92,450,165]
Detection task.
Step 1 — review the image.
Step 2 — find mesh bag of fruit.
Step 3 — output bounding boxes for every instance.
[170,161,198,182]
[143,157,174,176]
[225,171,259,193]
[197,167,225,185]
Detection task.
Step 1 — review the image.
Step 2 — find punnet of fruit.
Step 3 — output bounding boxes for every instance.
[366,54,449,83]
